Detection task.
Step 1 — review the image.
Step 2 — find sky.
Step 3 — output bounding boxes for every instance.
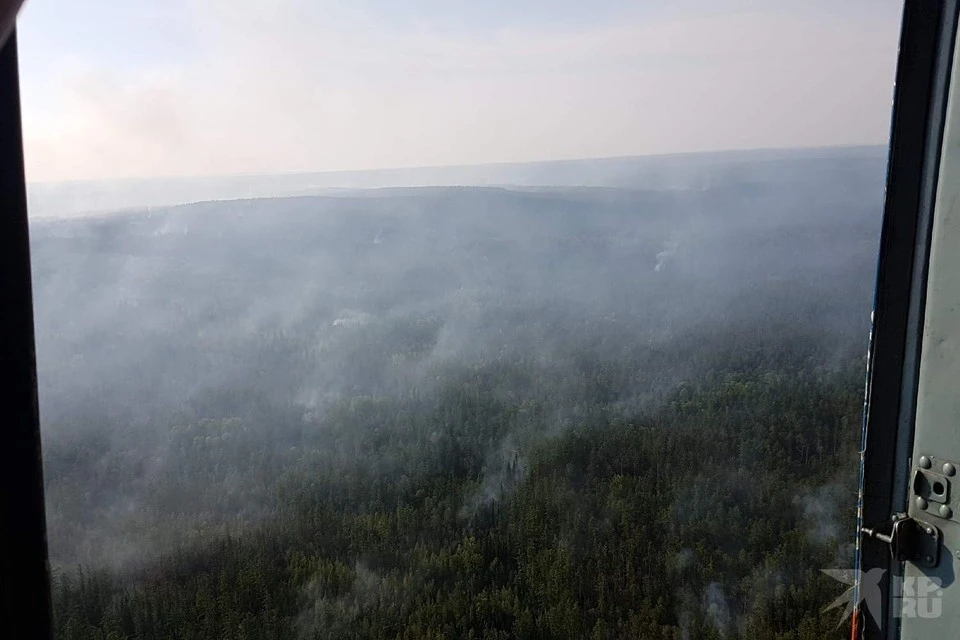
[16,0,904,182]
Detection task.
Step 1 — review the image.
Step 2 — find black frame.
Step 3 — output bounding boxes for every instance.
[0,2,956,639]
[0,30,54,640]
[858,0,960,638]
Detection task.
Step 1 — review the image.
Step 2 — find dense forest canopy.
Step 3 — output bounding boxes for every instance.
[30,148,885,638]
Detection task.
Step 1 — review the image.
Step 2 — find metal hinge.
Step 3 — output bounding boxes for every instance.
[862,513,941,568]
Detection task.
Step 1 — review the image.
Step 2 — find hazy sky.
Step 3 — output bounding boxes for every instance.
[17,0,903,182]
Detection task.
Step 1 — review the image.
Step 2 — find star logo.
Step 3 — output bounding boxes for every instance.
[822,568,886,629]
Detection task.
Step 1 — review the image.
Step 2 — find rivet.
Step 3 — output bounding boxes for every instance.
[925,555,935,564]
[916,497,929,510]
[941,505,953,519]
[920,456,932,469]
[945,463,957,477]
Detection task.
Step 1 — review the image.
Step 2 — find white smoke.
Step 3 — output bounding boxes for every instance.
[794,483,849,544]
[655,237,681,273]
[703,582,731,634]
[674,548,695,570]
[331,310,375,328]
[296,561,392,639]
[459,437,527,519]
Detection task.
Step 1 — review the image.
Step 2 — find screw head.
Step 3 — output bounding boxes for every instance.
[917,497,929,510]
[920,456,932,469]
[945,463,957,477]
[941,505,953,518]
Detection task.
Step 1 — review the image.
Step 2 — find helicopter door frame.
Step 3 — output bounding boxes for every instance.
[858,1,960,638]
[0,29,54,640]
[1,2,958,640]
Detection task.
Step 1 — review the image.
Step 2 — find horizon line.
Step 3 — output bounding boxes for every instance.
[26,143,888,188]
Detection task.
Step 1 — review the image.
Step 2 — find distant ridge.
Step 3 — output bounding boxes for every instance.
[27,145,887,219]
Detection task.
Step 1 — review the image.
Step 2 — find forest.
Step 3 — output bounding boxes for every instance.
[31,149,885,638]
